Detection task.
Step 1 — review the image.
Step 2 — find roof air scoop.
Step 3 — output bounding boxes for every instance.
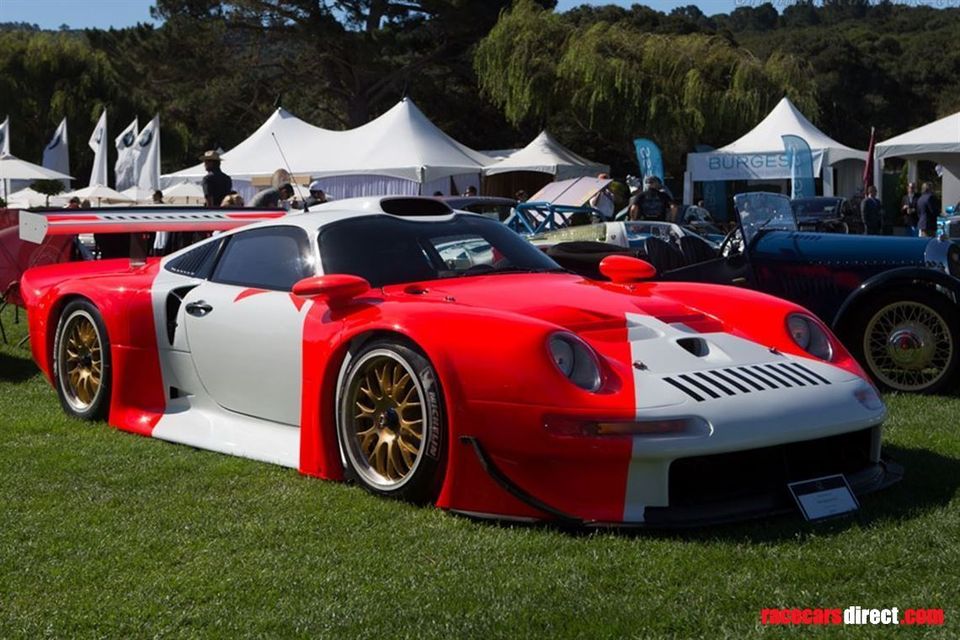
[677,337,709,357]
[380,197,453,217]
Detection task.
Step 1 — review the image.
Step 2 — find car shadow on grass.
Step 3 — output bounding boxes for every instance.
[0,349,38,383]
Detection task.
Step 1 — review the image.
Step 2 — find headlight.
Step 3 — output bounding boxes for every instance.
[947,243,960,278]
[787,314,833,361]
[548,333,602,392]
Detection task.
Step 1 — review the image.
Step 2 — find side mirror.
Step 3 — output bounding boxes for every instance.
[598,255,657,283]
[292,274,370,304]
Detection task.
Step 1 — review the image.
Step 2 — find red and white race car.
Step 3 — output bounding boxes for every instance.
[19,197,901,526]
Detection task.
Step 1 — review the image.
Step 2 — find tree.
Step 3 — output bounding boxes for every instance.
[475,0,818,175]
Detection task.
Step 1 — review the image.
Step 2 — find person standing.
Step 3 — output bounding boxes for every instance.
[628,176,671,221]
[900,182,919,236]
[860,185,883,235]
[200,150,232,208]
[249,182,294,209]
[916,182,941,238]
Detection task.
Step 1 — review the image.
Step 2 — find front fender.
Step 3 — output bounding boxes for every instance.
[831,267,960,332]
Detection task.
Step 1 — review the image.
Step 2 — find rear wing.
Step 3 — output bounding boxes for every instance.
[19,207,286,245]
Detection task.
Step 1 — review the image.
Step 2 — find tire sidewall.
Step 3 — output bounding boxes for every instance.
[336,339,445,503]
[852,289,959,393]
[53,300,112,420]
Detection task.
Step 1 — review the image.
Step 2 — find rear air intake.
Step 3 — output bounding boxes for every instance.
[663,362,830,402]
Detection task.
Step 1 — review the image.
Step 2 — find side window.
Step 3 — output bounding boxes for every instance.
[211,226,314,291]
[165,238,223,279]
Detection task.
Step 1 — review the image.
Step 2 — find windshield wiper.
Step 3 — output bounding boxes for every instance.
[486,266,570,275]
[437,265,569,279]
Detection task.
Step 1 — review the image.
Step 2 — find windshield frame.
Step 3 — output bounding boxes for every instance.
[733,192,798,245]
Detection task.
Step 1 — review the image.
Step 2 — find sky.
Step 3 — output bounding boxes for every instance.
[0,0,746,31]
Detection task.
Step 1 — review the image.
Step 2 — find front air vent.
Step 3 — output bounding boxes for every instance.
[663,362,830,402]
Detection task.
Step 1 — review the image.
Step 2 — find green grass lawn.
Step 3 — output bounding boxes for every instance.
[1,304,957,639]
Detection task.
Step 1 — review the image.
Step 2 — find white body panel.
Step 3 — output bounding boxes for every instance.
[620,312,885,522]
[181,283,309,426]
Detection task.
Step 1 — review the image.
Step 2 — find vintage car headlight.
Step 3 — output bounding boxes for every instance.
[787,314,833,361]
[947,243,960,278]
[548,333,602,391]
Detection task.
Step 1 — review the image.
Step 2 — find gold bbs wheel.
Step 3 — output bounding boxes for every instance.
[54,301,111,420]
[338,341,445,501]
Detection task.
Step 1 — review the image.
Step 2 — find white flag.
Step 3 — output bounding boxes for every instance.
[88,109,108,187]
[114,117,139,191]
[43,118,71,190]
[0,115,8,199]
[0,115,9,156]
[136,114,160,192]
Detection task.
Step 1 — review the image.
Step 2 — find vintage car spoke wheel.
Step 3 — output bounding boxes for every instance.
[54,300,112,420]
[337,341,445,502]
[860,294,958,393]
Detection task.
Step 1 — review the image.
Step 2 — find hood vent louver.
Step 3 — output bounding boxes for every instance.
[663,362,830,402]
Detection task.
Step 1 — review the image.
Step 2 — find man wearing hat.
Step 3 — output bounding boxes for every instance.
[200,150,232,209]
[305,180,328,208]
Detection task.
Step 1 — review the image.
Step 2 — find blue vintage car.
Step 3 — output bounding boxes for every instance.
[541,192,960,394]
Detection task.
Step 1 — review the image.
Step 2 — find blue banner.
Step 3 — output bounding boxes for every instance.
[694,144,728,221]
[633,138,664,181]
[781,135,815,199]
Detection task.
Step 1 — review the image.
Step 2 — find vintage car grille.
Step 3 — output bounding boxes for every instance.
[662,362,830,402]
[668,428,874,508]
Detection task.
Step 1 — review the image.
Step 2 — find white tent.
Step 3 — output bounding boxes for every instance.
[875,112,960,208]
[0,153,74,181]
[302,98,490,187]
[121,185,155,203]
[684,97,865,202]
[484,130,608,180]
[62,184,134,206]
[164,108,328,183]
[163,181,205,204]
[5,186,67,208]
[163,99,491,199]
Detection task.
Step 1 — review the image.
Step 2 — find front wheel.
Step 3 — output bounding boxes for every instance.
[336,339,446,503]
[853,291,959,393]
[53,299,112,419]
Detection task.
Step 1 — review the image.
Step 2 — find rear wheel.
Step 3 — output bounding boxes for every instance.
[853,290,959,393]
[336,340,446,502]
[53,300,112,420]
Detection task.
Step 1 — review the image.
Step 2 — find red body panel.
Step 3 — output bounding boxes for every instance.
[21,259,166,436]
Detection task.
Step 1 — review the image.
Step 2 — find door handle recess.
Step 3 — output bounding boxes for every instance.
[185,301,213,317]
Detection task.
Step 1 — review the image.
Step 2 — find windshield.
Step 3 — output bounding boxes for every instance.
[318,214,562,287]
[734,192,797,244]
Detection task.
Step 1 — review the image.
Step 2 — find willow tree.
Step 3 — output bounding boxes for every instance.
[475,0,819,174]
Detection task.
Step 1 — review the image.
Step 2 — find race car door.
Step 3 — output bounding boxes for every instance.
[181,225,316,426]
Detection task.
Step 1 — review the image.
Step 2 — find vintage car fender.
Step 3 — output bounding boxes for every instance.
[831,266,960,333]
